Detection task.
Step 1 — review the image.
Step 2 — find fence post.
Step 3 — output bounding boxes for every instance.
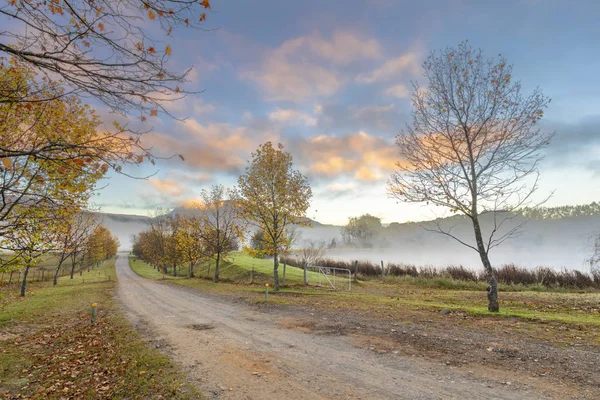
[381,260,385,278]
[354,260,358,283]
[251,265,255,284]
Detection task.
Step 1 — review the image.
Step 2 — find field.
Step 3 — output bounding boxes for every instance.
[129,253,600,396]
[0,257,201,399]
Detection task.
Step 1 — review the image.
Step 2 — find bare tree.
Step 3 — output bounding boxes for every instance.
[388,41,552,312]
[299,240,326,286]
[588,234,600,275]
[1,0,212,115]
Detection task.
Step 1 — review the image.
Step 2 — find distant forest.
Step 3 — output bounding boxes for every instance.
[518,201,600,220]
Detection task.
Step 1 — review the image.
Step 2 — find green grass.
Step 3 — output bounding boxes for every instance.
[136,251,323,286]
[0,257,202,399]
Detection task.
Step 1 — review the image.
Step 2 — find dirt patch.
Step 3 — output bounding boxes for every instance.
[186,323,215,331]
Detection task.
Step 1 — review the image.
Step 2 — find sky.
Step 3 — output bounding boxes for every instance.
[92,0,600,225]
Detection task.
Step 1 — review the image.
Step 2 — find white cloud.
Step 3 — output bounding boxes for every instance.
[385,84,411,98]
[269,108,317,126]
[356,53,420,83]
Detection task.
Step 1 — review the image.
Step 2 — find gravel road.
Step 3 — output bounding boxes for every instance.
[115,255,561,399]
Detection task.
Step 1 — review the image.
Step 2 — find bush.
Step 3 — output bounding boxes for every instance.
[280,255,600,290]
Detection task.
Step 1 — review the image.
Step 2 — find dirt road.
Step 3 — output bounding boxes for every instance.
[115,255,568,399]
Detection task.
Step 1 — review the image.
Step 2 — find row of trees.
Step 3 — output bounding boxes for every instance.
[134,143,313,290]
[2,212,119,296]
[1,1,215,294]
[132,185,241,282]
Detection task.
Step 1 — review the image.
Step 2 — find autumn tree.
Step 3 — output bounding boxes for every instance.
[2,203,61,296]
[165,214,186,276]
[196,185,241,283]
[0,0,212,116]
[0,59,150,234]
[387,42,552,312]
[53,211,99,285]
[176,214,206,278]
[236,142,312,290]
[340,214,382,247]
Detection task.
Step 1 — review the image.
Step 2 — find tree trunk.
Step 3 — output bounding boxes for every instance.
[213,252,220,283]
[173,264,177,277]
[471,216,499,312]
[70,254,76,279]
[53,262,63,286]
[189,261,195,278]
[283,261,286,286]
[303,263,308,286]
[20,264,31,297]
[273,250,280,291]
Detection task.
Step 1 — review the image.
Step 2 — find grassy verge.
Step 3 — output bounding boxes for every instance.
[0,258,201,399]
[129,254,600,347]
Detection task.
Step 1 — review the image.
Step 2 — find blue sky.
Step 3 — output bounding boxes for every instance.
[93,0,600,225]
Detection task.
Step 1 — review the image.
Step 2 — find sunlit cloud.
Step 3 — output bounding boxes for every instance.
[356,53,420,83]
[244,30,383,101]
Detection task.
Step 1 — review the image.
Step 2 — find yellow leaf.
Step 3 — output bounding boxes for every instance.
[165,45,172,56]
[201,0,211,9]
[148,11,156,20]
[1,158,11,169]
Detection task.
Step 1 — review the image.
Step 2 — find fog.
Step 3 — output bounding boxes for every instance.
[101,210,599,272]
[297,214,600,271]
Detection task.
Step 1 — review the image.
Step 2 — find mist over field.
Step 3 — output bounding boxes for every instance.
[101,209,599,272]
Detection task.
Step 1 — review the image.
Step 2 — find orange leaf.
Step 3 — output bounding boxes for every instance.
[137,155,144,164]
[158,10,164,17]
[200,0,211,9]
[98,23,104,31]
[199,13,206,22]
[141,115,147,122]
[184,18,189,26]
[148,47,156,54]
[83,40,91,48]
[157,73,165,80]
[148,10,156,20]
[1,158,11,169]
[150,109,158,117]
[174,86,180,93]
[165,45,172,56]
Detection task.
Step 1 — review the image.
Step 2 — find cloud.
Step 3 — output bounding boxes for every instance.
[385,84,411,98]
[149,178,186,197]
[143,118,279,174]
[291,131,402,182]
[244,30,383,102]
[269,108,317,126]
[325,182,356,192]
[356,53,420,84]
[316,102,404,132]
